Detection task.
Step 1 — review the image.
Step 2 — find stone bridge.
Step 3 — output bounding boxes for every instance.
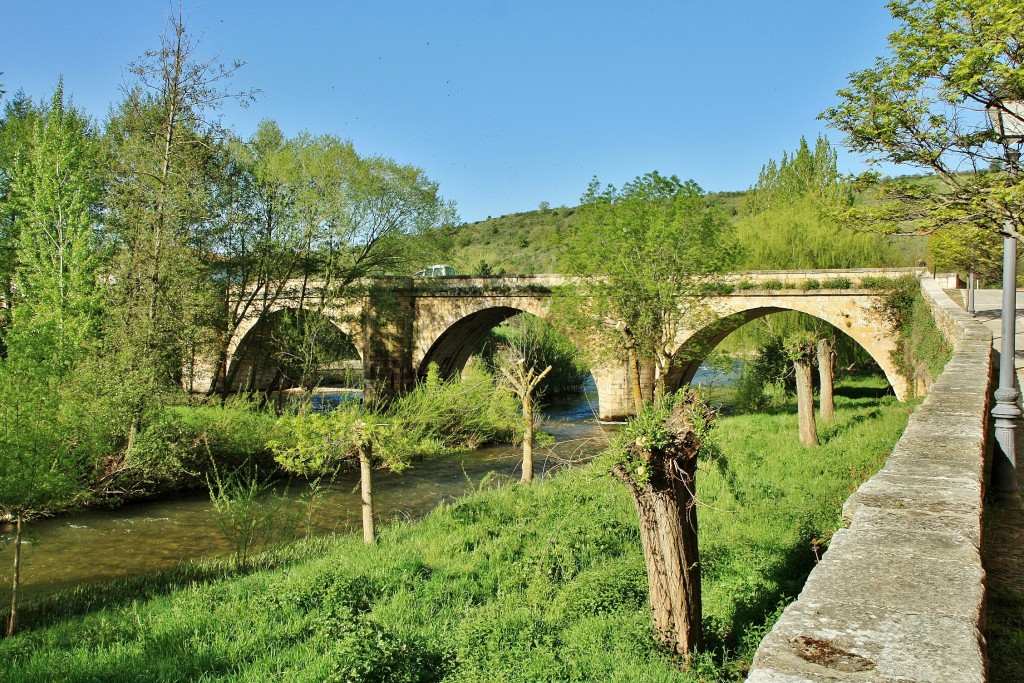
[201,268,920,419]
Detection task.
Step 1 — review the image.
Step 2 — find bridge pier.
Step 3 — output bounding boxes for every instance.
[361,284,417,405]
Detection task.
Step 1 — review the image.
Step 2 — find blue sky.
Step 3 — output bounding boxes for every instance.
[3,1,900,223]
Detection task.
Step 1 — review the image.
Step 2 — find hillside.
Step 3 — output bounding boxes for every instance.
[442,185,924,276]
[444,191,749,276]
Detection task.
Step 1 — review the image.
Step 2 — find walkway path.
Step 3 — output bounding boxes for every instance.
[964,289,1024,683]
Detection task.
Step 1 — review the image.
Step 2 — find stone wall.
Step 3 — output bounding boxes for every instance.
[746,274,993,683]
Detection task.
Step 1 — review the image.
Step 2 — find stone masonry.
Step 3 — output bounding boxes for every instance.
[210,268,918,421]
[745,274,991,683]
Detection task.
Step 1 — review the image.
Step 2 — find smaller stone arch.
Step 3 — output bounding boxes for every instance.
[665,301,906,400]
[223,307,363,393]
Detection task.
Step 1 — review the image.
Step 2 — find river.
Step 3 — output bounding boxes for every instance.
[1,366,736,602]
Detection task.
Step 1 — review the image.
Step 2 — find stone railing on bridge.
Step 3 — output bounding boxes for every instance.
[746,274,992,683]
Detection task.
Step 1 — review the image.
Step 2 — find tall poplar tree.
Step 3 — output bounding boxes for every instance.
[0,83,105,636]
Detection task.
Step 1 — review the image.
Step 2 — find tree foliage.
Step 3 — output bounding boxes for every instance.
[557,172,739,403]
[821,0,1024,238]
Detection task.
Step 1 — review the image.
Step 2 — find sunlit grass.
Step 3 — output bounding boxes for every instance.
[0,376,909,682]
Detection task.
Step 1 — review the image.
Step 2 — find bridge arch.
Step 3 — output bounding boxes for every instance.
[223,307,363,393]
[414,303,639,419]
[666,298,905,399]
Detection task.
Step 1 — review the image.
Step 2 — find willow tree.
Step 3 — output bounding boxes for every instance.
[610,390,716,661]
[557,172,739,410]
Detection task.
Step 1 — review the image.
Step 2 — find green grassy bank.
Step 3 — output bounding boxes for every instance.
[1,377,910,682]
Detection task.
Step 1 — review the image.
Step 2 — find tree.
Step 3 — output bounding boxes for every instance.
[610,390,714,661]
[102,9,253,439]
[495,342,551,484]
[0,84,104,636]
[557,172,739,409]
[787,336,819,447]
[215,126,455,395]
[820,0,1024,240]
[817,337,837,423]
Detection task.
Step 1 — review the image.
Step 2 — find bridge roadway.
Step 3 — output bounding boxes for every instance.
[199,268,921,420]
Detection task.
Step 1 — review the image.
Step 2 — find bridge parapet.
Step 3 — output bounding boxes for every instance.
[746,274,991,683]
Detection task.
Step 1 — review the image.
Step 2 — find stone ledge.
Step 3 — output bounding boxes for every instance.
[746,276,992,683]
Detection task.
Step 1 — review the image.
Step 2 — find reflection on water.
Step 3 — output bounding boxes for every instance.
[0,362,736,602]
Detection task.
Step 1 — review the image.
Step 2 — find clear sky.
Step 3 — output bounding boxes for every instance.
[3,1,901,223]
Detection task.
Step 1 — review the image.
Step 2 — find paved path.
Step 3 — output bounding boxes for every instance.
[963,289,1024,683]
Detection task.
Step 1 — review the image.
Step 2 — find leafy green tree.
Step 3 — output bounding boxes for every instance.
[0,84,105,636]
[218,126,455,395]
[928,224,1003,283]
[557,172,739,408]
[102,10,253,438]
[820,0,1024,239]
[0,90,43,322]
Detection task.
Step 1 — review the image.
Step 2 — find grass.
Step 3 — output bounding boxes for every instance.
[982,501,1024,683]
[0,376,910,682]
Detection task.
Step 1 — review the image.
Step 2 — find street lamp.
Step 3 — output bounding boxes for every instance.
[986,96,1024,500]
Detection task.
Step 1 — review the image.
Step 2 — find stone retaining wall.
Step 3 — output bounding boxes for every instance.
[746,274,993,683]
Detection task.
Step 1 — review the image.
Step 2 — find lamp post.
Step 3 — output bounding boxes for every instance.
[986,97,1024,500]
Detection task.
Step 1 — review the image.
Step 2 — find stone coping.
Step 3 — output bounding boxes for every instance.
[745,274,992,683]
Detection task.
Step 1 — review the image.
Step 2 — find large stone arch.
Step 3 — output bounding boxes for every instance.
[666,293,906,400]
[413,298,635,420]
[222,306,363,392]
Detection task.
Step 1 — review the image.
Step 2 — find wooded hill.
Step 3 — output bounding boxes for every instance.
[442,186,924,276]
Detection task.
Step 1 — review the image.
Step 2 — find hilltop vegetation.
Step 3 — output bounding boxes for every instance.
[444,185,924,276]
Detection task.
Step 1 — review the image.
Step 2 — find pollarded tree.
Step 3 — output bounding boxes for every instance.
[495,343,551,484]
[609,389,716,661]
[786,335,819,447]
[821,0,1024,240]
[557,172,740,409]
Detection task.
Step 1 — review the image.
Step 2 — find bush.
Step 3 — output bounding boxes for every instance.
[820,277,852,289]
[734,335,792,412]
[801,279,821,291]
[877,275,952,390]
[761,279,784,289]
[111,397,279,497]
[860,276,891,289]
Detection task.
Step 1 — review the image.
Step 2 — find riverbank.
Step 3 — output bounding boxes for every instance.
[1,376,910,682]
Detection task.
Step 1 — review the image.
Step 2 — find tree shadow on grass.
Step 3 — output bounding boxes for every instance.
[834,384,892,401]
[6,538,333,634]
[702,528,821,671]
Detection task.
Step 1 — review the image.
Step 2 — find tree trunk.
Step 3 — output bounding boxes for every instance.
[522,393,535,484]
[7,515,22,637]
[627,342,645,415]
[359,442,375,545]
[795,359,818,446]
[613,401,705,661]
[816,338,835,423]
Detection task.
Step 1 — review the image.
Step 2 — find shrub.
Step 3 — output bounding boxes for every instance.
[860,276,891,289]
[112,397,279,497]
[737,280,758,290]
[761,279,784,289]
[877,275,952,390]
[801,279,822,291]
[820,277,852,289]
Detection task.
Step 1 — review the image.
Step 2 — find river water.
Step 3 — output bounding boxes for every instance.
[2,366,736,602]
[1,389,618,602]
